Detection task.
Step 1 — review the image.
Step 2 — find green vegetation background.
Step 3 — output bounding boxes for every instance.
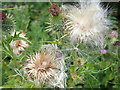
[1,2,120,88]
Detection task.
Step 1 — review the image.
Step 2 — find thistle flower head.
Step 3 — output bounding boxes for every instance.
[2,13,16,32]
[0,12,6,22]
[49,3,60,16]
[101,49,107,54]
[62,0,111,47]
[109,30,118,38]
[11,31,27,39]
[9,31,29,55]
[24,44,67,88]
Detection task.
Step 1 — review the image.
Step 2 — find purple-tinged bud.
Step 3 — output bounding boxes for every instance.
[101,49,107,54]
[109,30,118,38]
[56,51,63,59]
[49,3,60,16]
[0,12,6,22]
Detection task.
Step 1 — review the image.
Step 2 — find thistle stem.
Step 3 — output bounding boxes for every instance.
[49,0,53,5]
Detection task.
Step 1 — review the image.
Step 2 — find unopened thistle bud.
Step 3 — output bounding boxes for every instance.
[49,3,60,16]
[101,49,107,54]
[2,13,16,32]
[0,12,6,22]
[113,41,120,46]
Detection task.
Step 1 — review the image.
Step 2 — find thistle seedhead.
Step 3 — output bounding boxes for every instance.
[9,31,29,55]
[24,44,67,88]
[61,0,111,47]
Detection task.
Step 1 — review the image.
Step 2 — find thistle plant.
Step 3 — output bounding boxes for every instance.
[61,0,111,47]
[24,44,67,88]
[1,1,120,89]
[1,12,16,33]
[9,31,29,55]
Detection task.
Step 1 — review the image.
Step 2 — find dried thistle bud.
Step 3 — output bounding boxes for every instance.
[76,58,85,66]
[113,41,120,46]
[4,5,14,8]
[9,32,29,55]
[49,3,60,16]
[71,73,78,80]
[109,30,118,38]
[0,12,6,22]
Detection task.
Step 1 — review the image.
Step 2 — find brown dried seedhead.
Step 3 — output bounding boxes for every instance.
[33,53,57,70]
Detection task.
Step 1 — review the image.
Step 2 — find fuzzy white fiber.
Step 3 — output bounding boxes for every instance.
[62,0,111,47]
[24,44,67,88]
[9,32,29,55]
